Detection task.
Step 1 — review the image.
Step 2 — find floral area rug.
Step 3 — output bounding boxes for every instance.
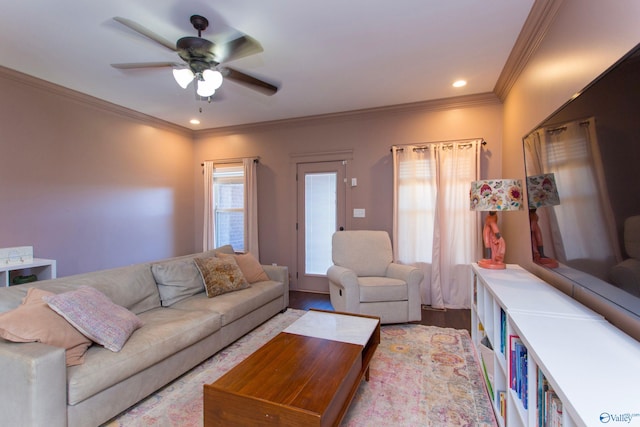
[104,309,496,427]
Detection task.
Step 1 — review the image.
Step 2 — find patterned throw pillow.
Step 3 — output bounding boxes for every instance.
[218,253,270,283]
[0,288,92,366]
[194,256,249,298]
[44,286,143,352]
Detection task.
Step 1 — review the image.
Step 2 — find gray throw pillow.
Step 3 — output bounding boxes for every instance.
[152,259,204,306]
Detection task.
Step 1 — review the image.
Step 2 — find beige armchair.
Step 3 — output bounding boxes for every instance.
[327,230,424,324]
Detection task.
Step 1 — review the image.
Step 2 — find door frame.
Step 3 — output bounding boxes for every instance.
[289,150,353,291]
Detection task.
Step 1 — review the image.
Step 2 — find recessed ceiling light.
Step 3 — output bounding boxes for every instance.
[452,80,467,88]
[190,119,201,125]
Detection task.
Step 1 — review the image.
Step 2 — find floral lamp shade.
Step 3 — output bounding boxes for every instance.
[469,179,523,270]
[526,173,560,209]
[470,179,524,212]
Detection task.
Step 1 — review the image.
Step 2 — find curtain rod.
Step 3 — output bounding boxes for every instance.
[390,138,486,152]
[201,156,259,167]
[546,120,591,134]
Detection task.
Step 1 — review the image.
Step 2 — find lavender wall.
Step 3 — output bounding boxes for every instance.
[0,70,196,276]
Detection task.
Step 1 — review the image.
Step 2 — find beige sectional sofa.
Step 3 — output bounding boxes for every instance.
[0,247,289,427]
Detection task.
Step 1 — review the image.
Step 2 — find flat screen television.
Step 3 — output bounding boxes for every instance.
[523,43,640,318]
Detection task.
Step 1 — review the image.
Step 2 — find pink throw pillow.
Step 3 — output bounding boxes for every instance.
[0,288,92,366]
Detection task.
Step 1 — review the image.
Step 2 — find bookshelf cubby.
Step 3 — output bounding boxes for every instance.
[471,264,640,427]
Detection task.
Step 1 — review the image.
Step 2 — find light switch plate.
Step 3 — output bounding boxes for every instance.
[353,208,365,218]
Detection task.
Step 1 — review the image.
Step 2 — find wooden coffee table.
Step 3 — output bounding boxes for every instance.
[203,309,380,426]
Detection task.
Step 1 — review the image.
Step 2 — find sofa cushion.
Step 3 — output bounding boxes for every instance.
[194,257,249,298]
[0,288,92,366]
[152,259,204,306]
[44,287,143,352]
[66,307,222,405]
[0,286,32,314]
[219,253,270,284]
[25,263,161,315]
[358,277,408,302]
[172,280,284,326]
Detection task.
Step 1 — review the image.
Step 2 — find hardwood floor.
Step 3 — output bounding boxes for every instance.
[289,291,470,333]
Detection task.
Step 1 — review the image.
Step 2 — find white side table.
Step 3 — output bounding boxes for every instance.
[0,258,57,287]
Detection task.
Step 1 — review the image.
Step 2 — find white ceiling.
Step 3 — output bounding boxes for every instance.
[0,1,534,130]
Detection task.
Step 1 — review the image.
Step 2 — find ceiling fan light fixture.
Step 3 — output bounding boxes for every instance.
[202,69,223,89]
[197,79,217,97]
[173,68,195,88]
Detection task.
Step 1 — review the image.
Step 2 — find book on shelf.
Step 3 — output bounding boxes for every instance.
[500,308,506,355]
[479,338,495,401]
[509,334,528,409]
[473,275,477,306]
[547,392,563,426]
[537,368,562,426]
[499,390,506,420]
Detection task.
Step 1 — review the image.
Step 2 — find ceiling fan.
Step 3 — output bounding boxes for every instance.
[111,15,279,100]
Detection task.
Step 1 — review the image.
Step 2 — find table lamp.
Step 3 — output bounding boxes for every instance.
[527,173,561,268]
[470,179,523,269]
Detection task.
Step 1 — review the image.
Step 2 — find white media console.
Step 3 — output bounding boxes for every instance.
[471,264,640,427]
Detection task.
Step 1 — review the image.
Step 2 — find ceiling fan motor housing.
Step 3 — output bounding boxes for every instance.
[177,36,217,73]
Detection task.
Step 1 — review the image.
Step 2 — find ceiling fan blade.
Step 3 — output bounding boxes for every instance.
[111,62,181,70]
[113,17,176,52]
[213,34,263,63]
[221,67,279,95]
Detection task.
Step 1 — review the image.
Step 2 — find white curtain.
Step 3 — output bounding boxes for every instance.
[244,158,260,259]
[202,161,215,251]
[524,118,621,278]
[393,139,481,309]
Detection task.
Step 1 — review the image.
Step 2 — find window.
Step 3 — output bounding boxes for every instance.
[304,172,337,275]
[214,165,245,251]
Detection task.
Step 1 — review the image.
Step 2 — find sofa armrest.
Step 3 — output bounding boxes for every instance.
[262,265,290,308]
[262,265,289,287]
[0,341,67,427]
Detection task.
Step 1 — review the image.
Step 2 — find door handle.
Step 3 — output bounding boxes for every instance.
[339,226,344,231]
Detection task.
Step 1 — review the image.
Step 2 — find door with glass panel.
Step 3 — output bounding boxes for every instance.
[296,161,346,292]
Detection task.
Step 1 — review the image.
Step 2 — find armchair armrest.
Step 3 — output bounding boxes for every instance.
[386,263,423,286]
[327,265,358,289]
[327,265,361,313]
[386,262,424,321]
[0,341,67,427]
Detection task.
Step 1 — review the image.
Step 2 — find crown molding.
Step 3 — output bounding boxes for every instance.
[194,92,501,138]
[3,60,505,139]
[493,0,564,101]
[0,65,192,136]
